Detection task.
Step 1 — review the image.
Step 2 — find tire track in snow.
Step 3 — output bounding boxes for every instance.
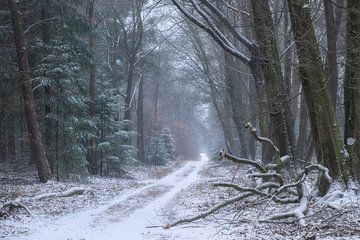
[23,155,208,240]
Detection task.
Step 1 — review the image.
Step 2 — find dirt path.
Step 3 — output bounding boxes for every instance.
[20,154,209,240]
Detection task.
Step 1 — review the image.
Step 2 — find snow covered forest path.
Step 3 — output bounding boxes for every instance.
[22,154,209,240]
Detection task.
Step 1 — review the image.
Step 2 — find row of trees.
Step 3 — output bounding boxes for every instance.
[0,0,205,182]
[2,0,360,189]
[170,0,360,191]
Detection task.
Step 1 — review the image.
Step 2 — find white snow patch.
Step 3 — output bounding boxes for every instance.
[115,59,122,66]
[346,137,356,146]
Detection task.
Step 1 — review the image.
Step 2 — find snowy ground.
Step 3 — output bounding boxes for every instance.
[1,154,360,240]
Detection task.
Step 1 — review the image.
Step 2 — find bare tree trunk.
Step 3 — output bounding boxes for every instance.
[8,0,52,182]
[250,0,295,160]
[283,1,293,98]
[287,0,348,192]
[124,58,134,134]
[324,0,338,106]
[296,92,308,161]
[248,56,272,164]
[41,0,55,173]
[249,80,257,160]
[87,0,97,174]
[154,59,160,132]
[223,51,250,159]
[137,73,145,162]
[344,0,360,180]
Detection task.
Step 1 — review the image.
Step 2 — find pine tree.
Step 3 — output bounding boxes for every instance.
[161,128,176,160]
[148,133,170,165]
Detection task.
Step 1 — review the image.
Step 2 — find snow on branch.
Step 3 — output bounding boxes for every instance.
[31,187,86,201]
[170,0,250,63]
[166,122,334,228]
[219,150,267,173]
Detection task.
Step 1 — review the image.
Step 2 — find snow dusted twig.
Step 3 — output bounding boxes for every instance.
[214,182,298,204]
[213,183,269,197]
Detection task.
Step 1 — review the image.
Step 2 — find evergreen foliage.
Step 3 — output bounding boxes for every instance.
[0,0,136,179]
[161,128,176,160]
[148,128,176,165]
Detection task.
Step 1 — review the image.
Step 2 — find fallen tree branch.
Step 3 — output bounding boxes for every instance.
[30,187,86,201]
[167,123,334,228]
[245,122,280,159]
[164,192,254,228]
[219,150,267,173]
[249,172,285,186]
[214,182,298,204]
[263,196,308,226]
[1,187,87,217]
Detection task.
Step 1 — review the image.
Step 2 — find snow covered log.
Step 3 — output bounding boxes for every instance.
[1,187,86,217]
[31,187,86,201]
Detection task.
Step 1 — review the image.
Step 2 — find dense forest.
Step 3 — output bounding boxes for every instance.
[1,0,360,239]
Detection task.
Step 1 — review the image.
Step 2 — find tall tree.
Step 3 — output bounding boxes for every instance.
[137,70,145,162]
[7,0,52,182]
[87,0,98,175]
[223,51,250,158]
[250,0,295,159]
[170,0,275,162]
[344,0,360,180]
[324,0,338,106]
[122,0,144,134]
[287,0,348,191]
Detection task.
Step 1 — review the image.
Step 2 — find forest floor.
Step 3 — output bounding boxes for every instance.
[1,154,360,240]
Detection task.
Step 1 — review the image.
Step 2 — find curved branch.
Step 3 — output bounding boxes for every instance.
[219,150,267,173]
[249,172,285,186]
[170,0,250,63]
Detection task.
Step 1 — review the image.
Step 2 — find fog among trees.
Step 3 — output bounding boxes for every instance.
[1,0,360,239]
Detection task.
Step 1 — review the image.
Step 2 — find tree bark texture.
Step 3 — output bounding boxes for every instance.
[124,58,134,134]
[324,0,338,106]
[8,0,52,182]
[223,51,250,159]
[41,0,56,173]
[250,0,295,160]
[344,0,360,180]
[137,75,145,162]
[287,0,348,189]
[296,92,308,161]
[248,55,272,164]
